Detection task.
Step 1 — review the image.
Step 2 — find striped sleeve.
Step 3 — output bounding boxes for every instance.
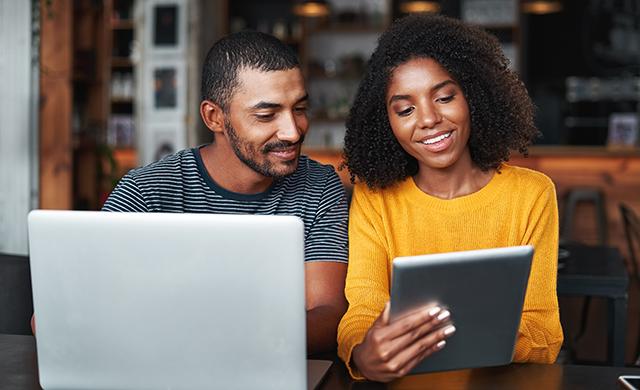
[304,168,349,263]
[101,172,149,212]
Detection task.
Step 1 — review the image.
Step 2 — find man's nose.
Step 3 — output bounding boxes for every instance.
[277,113,302,143]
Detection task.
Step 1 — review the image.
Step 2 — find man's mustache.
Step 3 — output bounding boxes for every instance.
[262,135,305,153]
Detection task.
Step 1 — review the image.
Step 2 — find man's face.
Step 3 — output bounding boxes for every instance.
[222,67,309,179]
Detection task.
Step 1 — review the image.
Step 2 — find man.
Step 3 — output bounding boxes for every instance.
[102,31,349,355]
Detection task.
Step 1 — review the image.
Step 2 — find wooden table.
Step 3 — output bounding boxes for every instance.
[2,334,640,390]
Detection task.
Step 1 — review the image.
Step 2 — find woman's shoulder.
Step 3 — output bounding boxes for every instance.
[500,163,555,191]
[352,177,411,199]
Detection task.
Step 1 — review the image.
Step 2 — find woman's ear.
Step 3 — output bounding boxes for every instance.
[200,100,225,135]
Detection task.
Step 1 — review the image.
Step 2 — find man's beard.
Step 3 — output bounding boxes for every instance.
[226,120,304,180]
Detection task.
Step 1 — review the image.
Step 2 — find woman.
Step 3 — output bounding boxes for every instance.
[337,14,563,382]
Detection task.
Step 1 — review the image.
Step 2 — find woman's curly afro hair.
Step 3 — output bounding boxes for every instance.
[343,14,540,189]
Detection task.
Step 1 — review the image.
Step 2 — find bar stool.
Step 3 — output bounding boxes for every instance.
[561,187,608,246]
[560,187,608,362]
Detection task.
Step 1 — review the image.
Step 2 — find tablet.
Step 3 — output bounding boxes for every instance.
[390,245,534,374]
[619,375,640,390]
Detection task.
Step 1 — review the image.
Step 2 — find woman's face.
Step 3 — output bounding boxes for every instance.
[386,57,472,172]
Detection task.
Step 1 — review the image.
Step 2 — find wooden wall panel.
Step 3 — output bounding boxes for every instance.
[39,0,73,209]
[308,149,640,270]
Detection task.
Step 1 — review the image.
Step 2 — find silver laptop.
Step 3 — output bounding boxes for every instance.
[28,210,330,390]
[390,245,533,374]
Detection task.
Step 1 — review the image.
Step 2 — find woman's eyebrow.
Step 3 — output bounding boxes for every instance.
[387,80,457,105]
[431,79,456,92]
[388,94,411,105]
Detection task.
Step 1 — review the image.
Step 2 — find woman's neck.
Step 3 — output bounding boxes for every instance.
[413,158,495,200]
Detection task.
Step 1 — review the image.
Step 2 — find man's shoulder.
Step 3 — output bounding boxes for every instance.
[127,148,198,181]
[293,155,339,180]
[103,148,203,212]
[274,155,345,204]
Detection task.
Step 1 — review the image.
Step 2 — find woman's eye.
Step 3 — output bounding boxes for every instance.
[397,107,414,117]
[437,94,455,103]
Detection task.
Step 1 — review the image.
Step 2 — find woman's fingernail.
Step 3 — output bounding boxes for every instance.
[428,307,441,317]
[436,310,450,321]
[443,325,456,336]
[436,340,446,349]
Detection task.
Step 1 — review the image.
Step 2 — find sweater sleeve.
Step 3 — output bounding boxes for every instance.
[513,179,564,363]
[336,184,390,379]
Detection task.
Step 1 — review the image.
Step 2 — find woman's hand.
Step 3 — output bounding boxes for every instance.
[352,303,455,382]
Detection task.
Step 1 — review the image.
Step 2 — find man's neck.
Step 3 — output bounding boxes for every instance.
[199,143,274,195]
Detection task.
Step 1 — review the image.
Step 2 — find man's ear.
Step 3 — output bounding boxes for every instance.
[200,100,225,134]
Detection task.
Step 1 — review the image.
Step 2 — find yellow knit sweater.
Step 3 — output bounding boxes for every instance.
[337,164,564,379]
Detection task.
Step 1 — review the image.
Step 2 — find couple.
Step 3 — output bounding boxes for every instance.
[103,14,563,382]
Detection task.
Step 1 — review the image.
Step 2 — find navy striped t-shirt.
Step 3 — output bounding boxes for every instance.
[102,147,349,263]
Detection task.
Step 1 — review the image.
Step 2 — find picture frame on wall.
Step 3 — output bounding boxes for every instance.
[136,0,190,166]
[154,67,177,109]
[607,113,639,148]
[145,60,185,118]
[154,5,178,46]
[145,0,187,55]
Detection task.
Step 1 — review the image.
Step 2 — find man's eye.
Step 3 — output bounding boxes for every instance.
[397,107,414,117]
[294,106,308,114]
[256,114,275,121]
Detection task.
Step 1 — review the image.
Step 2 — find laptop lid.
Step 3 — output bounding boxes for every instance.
[28,210,307,390]
[390,245,533,374]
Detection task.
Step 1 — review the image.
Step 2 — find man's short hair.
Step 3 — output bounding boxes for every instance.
[201,31,300,111]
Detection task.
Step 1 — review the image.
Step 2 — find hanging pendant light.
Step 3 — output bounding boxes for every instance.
[521,0,562,15]
[399,0,441,14]
[293,0,330,18]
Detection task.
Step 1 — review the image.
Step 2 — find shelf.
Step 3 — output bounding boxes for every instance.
[111,57,133,67]
[113,147,137,160]
[111,97,133,104]
[72,74,97,83]
[112,19,134,30]
[71,0,138,210]
[113,146,137,153]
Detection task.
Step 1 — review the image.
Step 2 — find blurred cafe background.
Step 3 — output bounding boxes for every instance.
[1,0,639,368]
